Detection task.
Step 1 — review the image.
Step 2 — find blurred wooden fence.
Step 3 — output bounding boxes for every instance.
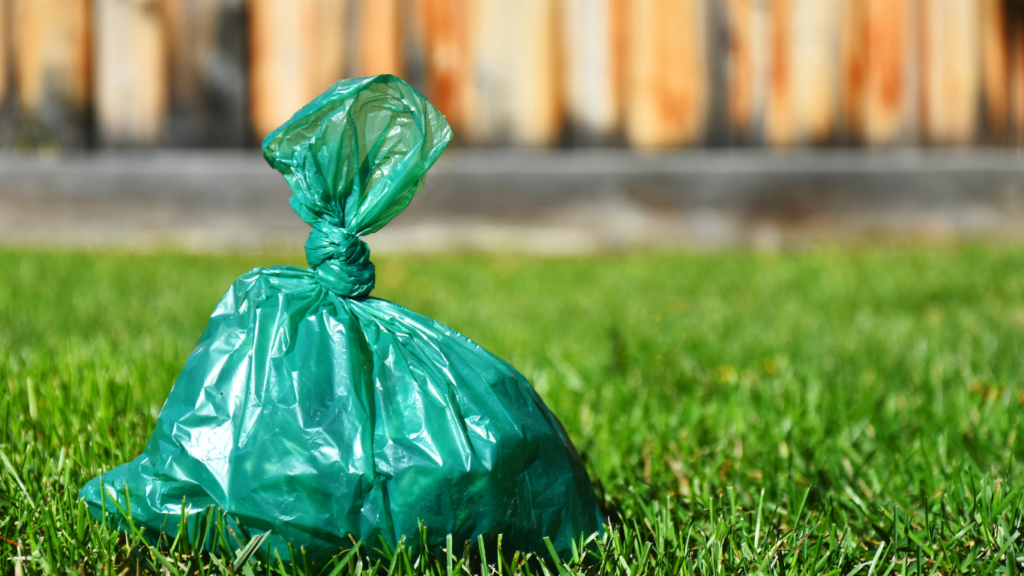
[2,0,1023,149]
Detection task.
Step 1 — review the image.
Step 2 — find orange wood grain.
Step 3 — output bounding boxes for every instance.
[249,0,347,138]
[842,0,913,145]
[982,0,1010,139]
[414,0,470,131]
[443,0,563,146]
[765,0,838,147]
[13,0,90,113]
[919,0,980,145]
[358,0,403,78]
[862,0,909,145]
[458,0,507,143]
[0,0,7,103]
[626,0,708,148]
[508,0,561,145]
[764,0,794,145]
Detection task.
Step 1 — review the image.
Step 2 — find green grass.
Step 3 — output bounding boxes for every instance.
[2,246,1024,575]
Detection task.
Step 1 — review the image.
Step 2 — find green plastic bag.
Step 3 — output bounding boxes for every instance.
[80,75,602,565]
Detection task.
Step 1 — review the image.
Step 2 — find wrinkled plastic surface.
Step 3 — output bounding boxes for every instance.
[80,75,602,564]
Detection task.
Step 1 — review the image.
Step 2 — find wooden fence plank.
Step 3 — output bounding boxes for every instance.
[443,0,563,146]
[12,0,91,146]
[863,0,913,145]
[626,0,708,148]
[162,0,248,146]
[0,0,7,105]
[1011,1,1024,142]
[414,0,470,132]
[562,0,625,142]
[460,0,510,144]
[355,0,402,78]
[435,0,562,146]
[303,0,348,99]
[920,0,980,145]
[981,0,1010,140]
[249,0,347,139]
[0,0,1005,150]
[94,0,166,145]
[507,0,561,145]
[841,0,914,145]
[725,0,767,140]
[839,0,863,135]
[792,0,838,143]
[448,0,504,144]
[765,0,839,146]
[764,0,793,145]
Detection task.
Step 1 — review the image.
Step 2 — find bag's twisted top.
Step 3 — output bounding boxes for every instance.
[262,75,452,297]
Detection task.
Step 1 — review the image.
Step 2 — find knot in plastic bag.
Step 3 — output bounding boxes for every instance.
[305,224,375,297]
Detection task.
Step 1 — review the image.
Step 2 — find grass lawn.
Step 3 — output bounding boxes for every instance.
[1,246,1023,575]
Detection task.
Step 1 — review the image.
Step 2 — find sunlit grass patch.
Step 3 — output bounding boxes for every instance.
[1,246,1023,574]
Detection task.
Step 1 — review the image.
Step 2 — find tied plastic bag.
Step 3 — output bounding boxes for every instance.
[80,75,602,564]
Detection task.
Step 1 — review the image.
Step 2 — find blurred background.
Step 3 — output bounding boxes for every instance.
[4,0,1024,149]
[1,0,1024,252]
